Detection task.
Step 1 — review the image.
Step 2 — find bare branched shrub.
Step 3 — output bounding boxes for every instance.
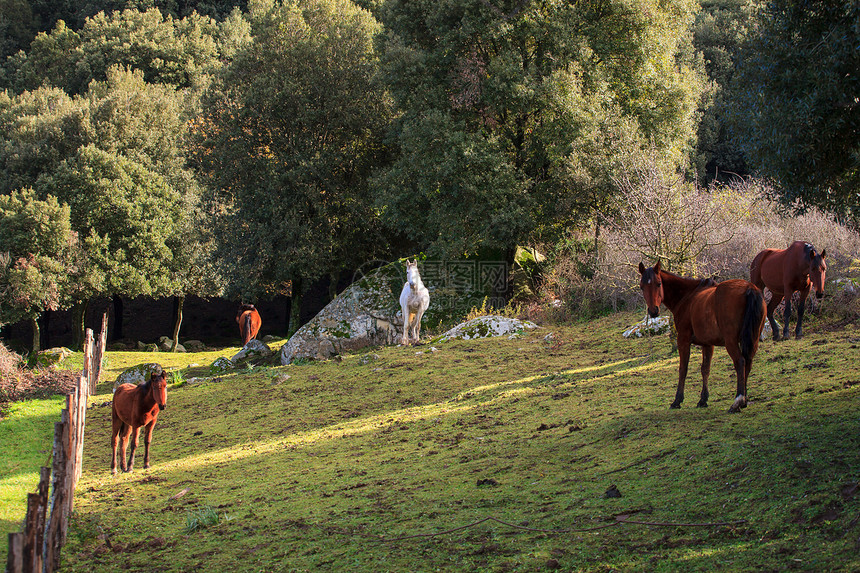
[603,150,738,277]
[537,156,860,322]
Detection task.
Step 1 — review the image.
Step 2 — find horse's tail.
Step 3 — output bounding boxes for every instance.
[740,287,765,361]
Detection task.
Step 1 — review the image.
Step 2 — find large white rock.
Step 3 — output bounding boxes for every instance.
[622,316,671,338]
[434,316,538,342]
[280,264,407,364]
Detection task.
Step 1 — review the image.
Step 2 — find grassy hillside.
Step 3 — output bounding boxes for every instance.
[40,311,860,571]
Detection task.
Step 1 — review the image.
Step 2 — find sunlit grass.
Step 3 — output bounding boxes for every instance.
[0,395,65,563]
[12,311,860,572]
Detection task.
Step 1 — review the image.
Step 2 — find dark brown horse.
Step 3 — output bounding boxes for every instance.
[111,370,168,474]
[750,241,827,340]
[236,304,262,346]
[639,261,766,412]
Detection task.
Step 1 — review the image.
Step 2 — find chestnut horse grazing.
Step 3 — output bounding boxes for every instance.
[111,371,168,474]
[750,241,827,341]
[237,304,262,345]
[639,261,766,413]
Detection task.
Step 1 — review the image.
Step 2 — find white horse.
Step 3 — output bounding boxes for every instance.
[399,259,430,345]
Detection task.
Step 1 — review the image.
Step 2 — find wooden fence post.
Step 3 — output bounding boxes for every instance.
[7,323,99,573]
[7,532,23,573]
[91,313,108,392]
[83,329,94,395]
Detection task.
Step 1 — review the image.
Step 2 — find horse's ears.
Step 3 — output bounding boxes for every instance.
[638,262,646,275]
[654,260,662,273]
[821,249,827,258]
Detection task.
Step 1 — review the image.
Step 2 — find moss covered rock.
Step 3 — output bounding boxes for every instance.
[280,257,512,364]
[31,347,74,370]
[434,316,538,342]
[114,363,163,390]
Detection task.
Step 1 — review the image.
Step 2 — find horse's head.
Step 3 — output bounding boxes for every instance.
[638,260,664,318]
[236,303,255,323]
[149,372,168,411]
[405,259,419,289]
[807,247,827,299]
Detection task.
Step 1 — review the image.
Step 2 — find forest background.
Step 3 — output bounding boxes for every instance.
[0,0,857,351]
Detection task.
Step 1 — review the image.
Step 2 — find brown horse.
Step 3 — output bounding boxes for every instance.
[639,261,766,413]
[750,241,827,341]
[111,370,168,474]
[237,304,262,346]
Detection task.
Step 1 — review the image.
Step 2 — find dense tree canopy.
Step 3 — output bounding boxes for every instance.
[0,67,202,344]
[374,0,705,256]
[0,189,73,348]
[1,0,858,346]
[728,0,860,216]
[691,0,760,179]
[197,0,391,319]
[2,7,250,94]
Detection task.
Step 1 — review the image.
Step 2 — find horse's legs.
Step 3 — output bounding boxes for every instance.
[766,294,784,340]
[671,338,691,409]
[413,306,426,343]
[400,303,410,345]
[725,343,747,413]
[781,289,795,340]
[697,345,713,408]
[143,421,156,470]
[795,286,810,339]
[126,426,141,472]
[110,416,123,475]
[118,424,133,472]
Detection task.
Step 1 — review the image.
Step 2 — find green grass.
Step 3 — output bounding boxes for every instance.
[6,314,860,571]
[0,395,66,560]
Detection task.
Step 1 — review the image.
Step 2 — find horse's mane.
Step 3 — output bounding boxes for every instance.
[139,372,165,391]
[658,268,709,288]
[240,303,256,312]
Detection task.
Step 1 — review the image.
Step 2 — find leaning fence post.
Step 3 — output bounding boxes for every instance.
[92,313,108,391]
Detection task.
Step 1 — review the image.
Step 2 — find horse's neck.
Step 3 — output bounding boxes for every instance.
[660,270,704,310]
[137,383,156,409]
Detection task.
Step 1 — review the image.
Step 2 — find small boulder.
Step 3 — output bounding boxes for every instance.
[231,339,272,363]
[435,316,538,343]
[183,340,206,352]
[622,316,671,338]
[211,357,234,372]
[158,339,186,353]
[31,347,73,370]
[358,353,380,365]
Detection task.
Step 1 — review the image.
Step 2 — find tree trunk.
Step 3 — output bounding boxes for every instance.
[70,301,88,351]
[328,270,340,302]
[41,310,50,349]
[112,295,124,341]
[30,316,41,353]
[171,295,184,352]
[288,276,303,337]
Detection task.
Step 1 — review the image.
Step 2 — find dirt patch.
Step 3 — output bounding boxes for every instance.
[0,346,80,419]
